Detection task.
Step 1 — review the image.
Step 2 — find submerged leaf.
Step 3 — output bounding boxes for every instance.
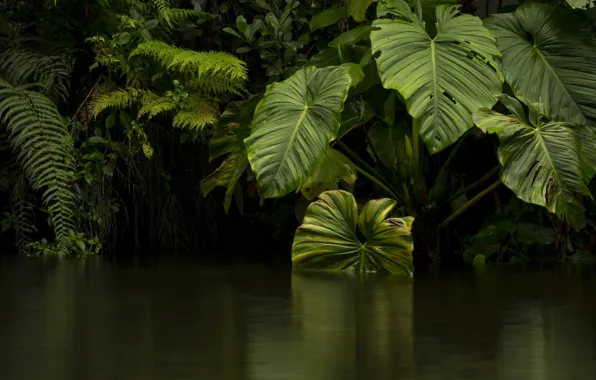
[292,190,414,275]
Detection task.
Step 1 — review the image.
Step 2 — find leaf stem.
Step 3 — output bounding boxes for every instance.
[336,140,400,192]
[443,166,500,206]
[337,141,403,201]
[440,179,502,227]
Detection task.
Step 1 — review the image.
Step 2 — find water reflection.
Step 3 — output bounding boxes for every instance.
[0,258,595,380]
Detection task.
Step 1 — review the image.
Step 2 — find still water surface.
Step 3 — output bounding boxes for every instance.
[1,257,596,380]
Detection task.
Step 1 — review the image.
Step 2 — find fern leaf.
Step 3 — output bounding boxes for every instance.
[0,48,72,102]
[9,177,38,255]
[152,0,172,27]
[165,8,197,26]
[0,82,76,254]
[138,91,177,120]
[89,86,140,118]
[130,41,247,95]
[173,96,218,130]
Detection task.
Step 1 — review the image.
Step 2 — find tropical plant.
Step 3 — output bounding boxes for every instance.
[292,190,414,275]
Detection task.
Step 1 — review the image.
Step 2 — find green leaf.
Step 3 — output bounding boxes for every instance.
[201,98,260,212]
[245,66,352,198]
[341,62,365,87]
[119,32,131,45]
[514,223,555,245]
[337,99,375,138]
[474,108,596,227]
[310,5,347,32]
[201,152,248,213]
[484,3,596,125]
[236,15,248,33]
[105,113,116,130]
[222,27,243,39]
[141,142,153,159]
[371,1,503,153]
[347,0,377,22]
[292,190,414,275]
[144,19,159,30]
[368,120,405,170]
[328,25,372,47]
[498,94,528,124]
[300,149,358,200]
[308,47,342,68]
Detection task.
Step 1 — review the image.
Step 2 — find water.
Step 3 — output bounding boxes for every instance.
[1,257,596,380]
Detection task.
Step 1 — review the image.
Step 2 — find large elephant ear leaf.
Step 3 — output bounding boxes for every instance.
[371,1,503,154]
[292,190,362,270]
[474,108,596,228]
[292,190,414,275]
[484,3,596,125]
[358,199,414,275]
[245,66,352,198]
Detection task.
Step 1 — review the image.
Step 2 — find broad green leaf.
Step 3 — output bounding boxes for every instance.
[328,26,372,47]
[236,15,248,33]
[292,190,414,275]
[474,108,596,227]
[566,0,593,9]
[119,32,131,45]
[310,5,347,32]
[347,0,377,21]
[308,47,342,68]
[341,62,365,87]
[368,120,405,170]
[515,222,555,245]
[337,99,375,138]
[300,149,357,200]
[498,94,528,124]
[371,1,503,153]
[484,3,596,125]
[245,66,352,198]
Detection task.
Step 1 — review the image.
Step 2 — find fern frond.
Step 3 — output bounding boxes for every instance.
[173,96,218,130]
[138,91,177,120]
[102,0,148,11]
[0,82,76,254]
[152,0,172,26]
[130,41,247,95]
[9,177,38,255]
[89,86,140,118]
[0,48,72,102]
[164,8,197,26]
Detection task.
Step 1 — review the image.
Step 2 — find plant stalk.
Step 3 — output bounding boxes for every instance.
[443,166,500,206]
[352,163,402,202]
[440,179,502,227]
[336,140,401,196]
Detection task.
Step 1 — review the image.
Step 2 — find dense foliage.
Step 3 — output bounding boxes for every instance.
[2,0,596,274]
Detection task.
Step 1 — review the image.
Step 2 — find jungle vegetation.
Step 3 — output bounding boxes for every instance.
[2,0,596,275]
